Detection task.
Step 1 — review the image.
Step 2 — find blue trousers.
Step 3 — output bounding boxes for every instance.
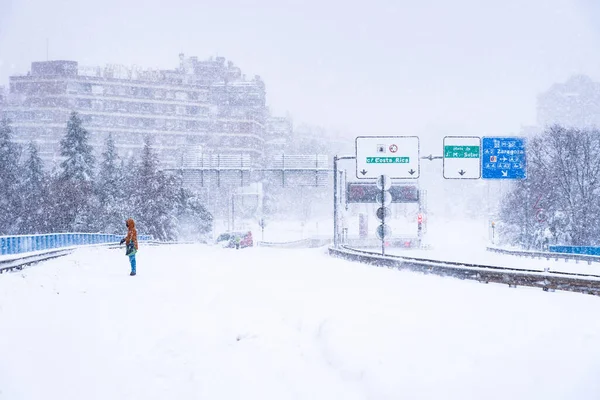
[129,254,136,274]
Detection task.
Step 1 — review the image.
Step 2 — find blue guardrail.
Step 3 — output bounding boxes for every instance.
[0,233,153,256]
[549,245,600,256]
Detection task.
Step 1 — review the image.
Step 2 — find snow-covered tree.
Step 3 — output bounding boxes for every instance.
[96,134,125,233]
[500,125,600,247]
[131,137,178,240]
[174,187,213,241]
[60,112,95,182]
[18,143,51,234]
[0,119,22,234]
[51,112,97,232]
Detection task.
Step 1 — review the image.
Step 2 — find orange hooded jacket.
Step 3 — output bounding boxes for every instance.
[125,218,138,250]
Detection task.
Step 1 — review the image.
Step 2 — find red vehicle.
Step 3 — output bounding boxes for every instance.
[215,231,253,249]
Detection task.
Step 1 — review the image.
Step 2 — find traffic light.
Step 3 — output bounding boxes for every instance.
[417,213,423,224]
[346,183,419,203]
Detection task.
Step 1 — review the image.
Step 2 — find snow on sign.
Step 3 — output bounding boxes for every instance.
[443,136,481,179]
[482,137,527,180]
[356,136,420,179]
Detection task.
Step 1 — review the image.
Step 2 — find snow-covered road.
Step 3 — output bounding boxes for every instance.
[1,244,600,399]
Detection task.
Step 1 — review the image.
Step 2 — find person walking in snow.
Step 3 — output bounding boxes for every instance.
[120,218,138,276]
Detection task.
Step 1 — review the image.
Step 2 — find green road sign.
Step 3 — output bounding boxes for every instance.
[444,146,480,158]
[366,157,410,164]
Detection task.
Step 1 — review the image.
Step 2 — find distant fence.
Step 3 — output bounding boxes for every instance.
[257,236,331,249]
[0,233,153,256]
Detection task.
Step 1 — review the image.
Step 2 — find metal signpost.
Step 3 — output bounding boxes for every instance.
[376,175,392,255]
[356,136,420,179]
[481,137,527,180]
[443,136,481,179]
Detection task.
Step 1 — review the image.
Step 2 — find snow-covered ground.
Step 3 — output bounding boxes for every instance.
[1,244,600,399]
[387,245,600,275]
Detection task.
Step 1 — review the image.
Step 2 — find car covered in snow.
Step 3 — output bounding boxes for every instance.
[215,231,254,249]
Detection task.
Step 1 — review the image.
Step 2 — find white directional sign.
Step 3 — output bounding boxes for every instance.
[443,136,481,179]
[355,136,420,179]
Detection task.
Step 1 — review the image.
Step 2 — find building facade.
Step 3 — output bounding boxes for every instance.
[264,116,293,153]
[537,74,600,129]
[2,55,267,168]
[0,86,5,112]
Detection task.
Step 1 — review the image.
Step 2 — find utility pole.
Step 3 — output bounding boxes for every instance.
[333,156,338,247]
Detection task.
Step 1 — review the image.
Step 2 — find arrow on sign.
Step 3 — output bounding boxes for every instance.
[501,170,508,177]
[458,169,466,176]
[408,169,416,175]
[360,169,368,176]
[422,154,443,161]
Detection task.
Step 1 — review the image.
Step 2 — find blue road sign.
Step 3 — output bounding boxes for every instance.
[481,137,526,179]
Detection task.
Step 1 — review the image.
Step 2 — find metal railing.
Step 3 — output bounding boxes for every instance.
[486,246,600,265]
[331,245,600,296]
[0,248,75,274]
[266,154,329,170]
[0,233,153,256]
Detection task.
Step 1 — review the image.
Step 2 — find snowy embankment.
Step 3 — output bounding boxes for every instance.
[395,219,600,276]
[1,245,600,399]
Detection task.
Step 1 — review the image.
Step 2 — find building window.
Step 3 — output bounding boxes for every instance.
[129,103,141,114]
[142,88,153,98]
[141,103,153,114]
[91,85,104,95]
[92,100,103,111]
[156,119,166,129]
[66,82,79,94]
[197,92,208,102]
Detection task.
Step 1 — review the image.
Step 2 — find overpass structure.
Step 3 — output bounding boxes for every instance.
[163,153,331,189]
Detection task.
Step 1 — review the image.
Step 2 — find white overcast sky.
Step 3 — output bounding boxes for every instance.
[1,0,600,139]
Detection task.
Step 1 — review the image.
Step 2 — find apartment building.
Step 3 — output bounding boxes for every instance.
[2,55,267,168]
[0,86,5,112]
[264,116,293,153]
[537,74,600,129]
